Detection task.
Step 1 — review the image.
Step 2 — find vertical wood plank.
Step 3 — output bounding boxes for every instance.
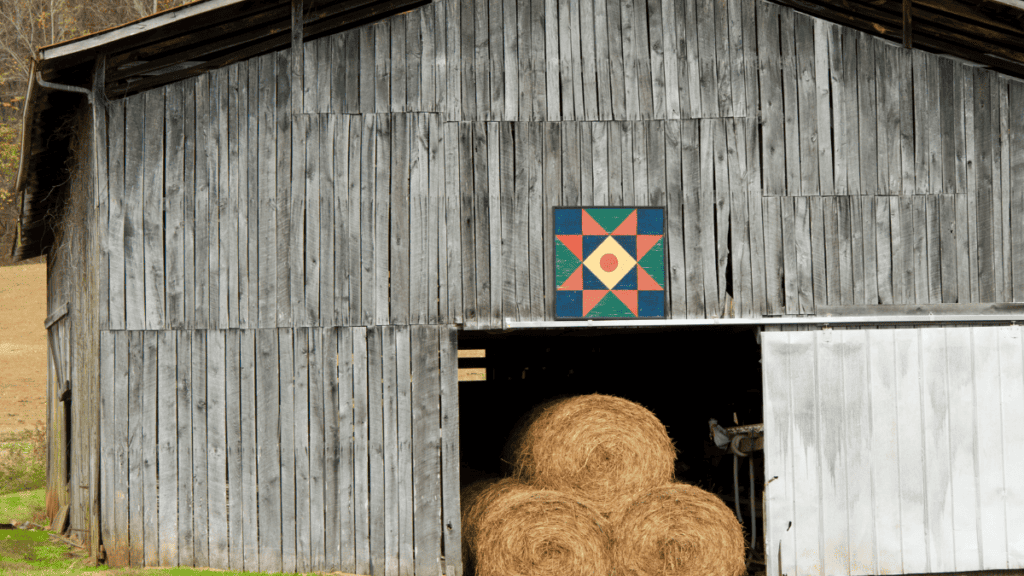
[712,120,730,313]
[459,123,478,326]
[376,22,392,113]
[857,35,878,196]
[680,120,705,317]
[412,326,443,576]
[890,329,926,568]
[840,331,876,576]
[190,332,209,566]
[528,123,544,320]
[367,328,385,574]
[446,0,462,119]
[321,116,336,325]
[144,88,166,330]
[889,197,906,304]
[699,121,718,315]
[823,196,841,306]
[382,326,399,576]
[972,328,1006,567]
[293,328,311,573]
[1009,81,1024,301]
[239,330,258,572]
[794,14,819,197]
[392,14,408,112]
[395,326,414,576]
[207,330,227,569]
[817,330,851,576]
[305,115,321,325]
[842,28,861,194]
[920,329,956,572]
[334,117,350,326]
[976,69,995,302]
[473,123,492,326]
[392,115,411,325]
[581,0,600,118]
[945,328,981,571]
[256,56,276,328]
[165,83,185,329]
[142,332,159,566]
[157,332,177,566]
[172,332,192,567]
[781,198,799,314]
[279,329,296,573]
[125,94,146,331]
[256,329,281,572]
[809,197,827,310]
[361,27,375,113]
[898,48,915,195]
[851,197,865,304]
[276,52,293,326]
[439,327,461,576]
[926,197,942,303]
[487,0,504,120]
[543,122,562,319]
[581,122,596,205]
[875,198,893,305]
[507,122,523,321]
[814,19,834,195]
[108,99,127,331]
[225,330,242,571]
[323,328,340,572]
[428,115,443,324]
[940,195,958,303]
[827,23,847,196]
[780,9,800,195]
[865,330,903,574]
[310,329,326,571]
[228,65,242,329]
[998,327,1024,565]
[215,70,229,328]
[444,122,463,324]
[128,331,144,565]
[757,2,783,196]
[376,116,393,324]
[727,121,752,316]
[291,115,308,325]
[488,123,503,325]
[338,328,356,574]
[997,77,1010,302]
[502,0,518,120]
[411,114,430,324]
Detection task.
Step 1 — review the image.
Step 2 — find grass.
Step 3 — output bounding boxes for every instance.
[0,427,46,496]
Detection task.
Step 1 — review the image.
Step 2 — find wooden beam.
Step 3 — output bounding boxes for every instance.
[904,0,913,48]
[44,302,70,329]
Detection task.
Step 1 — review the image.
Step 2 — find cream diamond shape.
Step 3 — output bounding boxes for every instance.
[583,236,637,289]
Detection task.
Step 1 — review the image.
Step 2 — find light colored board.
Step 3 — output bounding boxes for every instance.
[392,15,408,112]
[680,121,704,317]
[608,121,622,205]
[323,328,340,572]
[888,198,905,304]
[310,330,327,571]
[568,0,585,118]
[473,0,489,120]
[875,198,893,305]
[412,326,443,576]
[876,42,899,194]
[944,328,981,571]
[745,118,767,315]
[100,280,113,552]
[543,0,561,120]
[927,54,942,194]
[840,331,875,576]
[898,47,914,195]
[165,84,184,329]
[699,121,718,315]
[239,330,258,572]
[257,55,276,327]
[857,35,877,196]
[337,328,356,574]
[809,197,826,311]
[172,332,192,567]
[605,0,625,120]
[447,0,463,119]
[592,122,609,205]
[111,330,130,566]
[431,2,445,114]
[375,22,391,112]
[695,0,718,117]
[427,115,442,324]
[975,69,995,302]
[712,120,730,313]
[225,330,242,571]
[581,0,599,118]
[997,327,1024,566]
[279,329,296,573]
[757,2,783,196]
[620,122,635,204]
[889,329,927,569]
[143,88,165,330]
[827,23,847,195]
[913,51,930,193]
[354,116,370,324]
[816,330,852,576]
[851,196,865,304]
[190,332,209,567]
[727,0,746,116]
[108,99,127,330]
[317,36,331,113]
[727,121,751,316]
[501,0,517,120]
[648,122,667,206]
[381,326,399,576]
[779,10,799,196]
[864,330,903,574]
[939,195,958,303]
[276,51,293,326]
[157,332,178,566]
[459,123,478,326]
[321,116,336,325]
[838,197,854,305]
[334,116,350,326]
[666,121,684,316]
[920,329,957,571]
[395,326,414,576]
[620,0,639,119]
[206,330,228,569]
[407,11,422,113]
[760,332,797,576]
[971,328,1006,566]
[227,65,241,328]
[543,122,562,319]
[580,122,595,205]
[438,327,461,576]
[375,116,392,325]
[304,116,322,326]
[793,13,817,196]
[444,122,463,324]
[925,196,942,303]
[485,0,502,119]
[241,62,255,328]
[460,0,476,119]
[781,198,799,314]
[507,123,523,321]
[842,28,860,195]
[124,94,146,331]
[140,332,158,565]
[712,0,732,116]
[473,123,492,326]
[293,329,311,572]
[255,330,281,572]
[594,0,613,119]
[290,115,308,325]
[127,332,144,565]
[487,123,503,325]
[528,124,544,320]
[822,196,840,306]
[367,328,386,574]
[392,115,411,324]
[410,114,429,324]
[903,196,919,303]
[214,69,228,329]
[813,19,833,193]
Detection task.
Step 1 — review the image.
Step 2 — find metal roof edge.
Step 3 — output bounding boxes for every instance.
[37,0,250,61]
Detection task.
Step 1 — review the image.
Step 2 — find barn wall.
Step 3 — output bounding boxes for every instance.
[45,103,102,550]
[761,326,1024,576]
[94,0,1024,331]
[97,325,461,573]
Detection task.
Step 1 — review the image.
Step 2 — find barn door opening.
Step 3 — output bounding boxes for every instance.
[761,326,1024,576]
[45,304,71,531]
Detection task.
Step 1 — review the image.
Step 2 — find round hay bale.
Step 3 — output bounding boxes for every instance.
[462,479,613,576]
[610,482,746,576]
[508,394,676,516]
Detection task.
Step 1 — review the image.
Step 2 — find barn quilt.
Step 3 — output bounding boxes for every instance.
[554,207,667,319]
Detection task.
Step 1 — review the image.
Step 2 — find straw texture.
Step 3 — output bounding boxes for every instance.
[611,482,746,576]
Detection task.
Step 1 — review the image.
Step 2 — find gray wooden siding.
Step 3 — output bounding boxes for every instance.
[762,326,1024,576]
[98,325,459,573]
[97,0,1024,331]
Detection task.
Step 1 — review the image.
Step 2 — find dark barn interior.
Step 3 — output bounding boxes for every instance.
[457,327,766,551]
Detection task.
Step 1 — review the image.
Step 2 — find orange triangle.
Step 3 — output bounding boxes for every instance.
[611,210,638,235]
[613,290,639,316]
[637,265,663,290]
[557,235,583,260]
[637,235,663,260]
[559,265,584,290]
[582,210,608,235]
[582,290,609,316]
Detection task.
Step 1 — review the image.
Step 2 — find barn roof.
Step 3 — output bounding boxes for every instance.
[11,0,1024,260]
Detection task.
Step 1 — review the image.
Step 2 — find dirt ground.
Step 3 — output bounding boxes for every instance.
[0,262,47,435]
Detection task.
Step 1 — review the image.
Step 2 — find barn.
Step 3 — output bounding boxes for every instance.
[11,0,1024,573]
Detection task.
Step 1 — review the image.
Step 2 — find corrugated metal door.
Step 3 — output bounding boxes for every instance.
[762,326,1024,576]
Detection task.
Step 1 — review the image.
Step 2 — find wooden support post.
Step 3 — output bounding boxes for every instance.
[903,0,913,49]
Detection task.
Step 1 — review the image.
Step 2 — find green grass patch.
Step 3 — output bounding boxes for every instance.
[0,428,46,495]
[0,489,45,524]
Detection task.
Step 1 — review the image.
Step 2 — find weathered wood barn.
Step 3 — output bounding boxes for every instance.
[11,0,1024,572]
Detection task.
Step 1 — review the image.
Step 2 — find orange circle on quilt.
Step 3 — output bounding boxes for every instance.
[601,253,618,272]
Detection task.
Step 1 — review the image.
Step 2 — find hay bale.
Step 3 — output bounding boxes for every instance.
[461,479,613,576]
[507,394,676,516]
[611,482,746,576]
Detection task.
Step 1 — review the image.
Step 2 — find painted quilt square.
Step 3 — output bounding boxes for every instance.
[554,207,667,319]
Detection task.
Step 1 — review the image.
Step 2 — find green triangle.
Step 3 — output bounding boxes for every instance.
[587,292,636,318]
[638,238,665,286]
[556,242,581,286]
[587,208,635,235]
